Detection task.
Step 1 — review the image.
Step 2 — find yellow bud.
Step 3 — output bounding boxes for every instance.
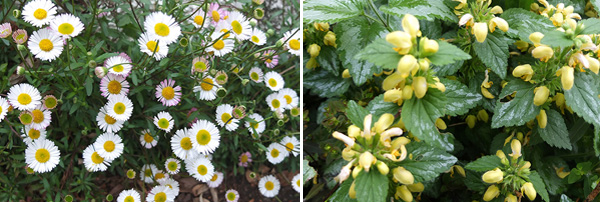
[522,161,531,169]
[413,76,428,99]
[403,85,414,100]
[393,167,414,185]
[537,109,547,128]
[472,22,488,43]
[398,55,418,78]
[556,167,570,179]
[586,55,600,74]
[466,115,477,128]
[533,86,550,106]
[490,6,503,14]
[512,64,534,81]
[515,40,529,52]
[481,86,495,99]
[384,89,403,103]
[561,66,574,90]
[529,32,544,46]
[313,22,330,31]
[396,185,413,202]
[532,45,554,62]
[382,73,405,91]
[349,182,357,199]
[342,69,351,78]
[323,31,337,48]
[359,152,376,172]
[482,168,504,183]
[517,132,524,142]
[352,166,362,178]
[564,5,574,14]
[307,44,321,57]
[551,12,564,26]
[402,14,420,39]
[376,161,389,175]
[530,2,540,11]
[477,110,489,123]
[509,139,522,159]
[306,57,318,69]
[391,137,411,149]
[505,193,517,202]
[521,182,537,201]
[565,18,577,30]
[489,17,509,33]
[419,59,430,71]
[423,39,439,55]
[554,93,565,108]
[435,118,447,130]
[342,147,357,161]
[496,150,507,161]
[483,185,500,201]
[386,31,413,54]
[374,113,395,134]
[407,182,425,192]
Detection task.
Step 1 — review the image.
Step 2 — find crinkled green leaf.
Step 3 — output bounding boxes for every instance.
[303,159,317,183]
[473,32,511,79]
[366,94,401,121]
[541,30,574,48]
[304,70,351,98]
[317,46,341,76]
[431,60,463,76]
[564,72,600,128]
[380,0,458,22]
[346,100,369,127]
[500,8,555,44]
[335,18,386,85]
[580,18,600,35]
[441,79,482,116]
[536,109,572,150]
[491,79,540,128]
[303,0,365,23]
[464,155,503,172]
[401,88,448,149]
[355,171,388,202]
[355,38,402,70]
[529,171,550,202]
[428,41,471,66]
[400,141,457,182]
[327,178,357,202]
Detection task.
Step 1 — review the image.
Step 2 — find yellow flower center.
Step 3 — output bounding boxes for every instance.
[91,151,104,164]
[158,118,170,129]
[38,39,54,52]
[146,40,159,53]
[168,162,178,171]
[155,173,165,180]
[107,80,122,94]
[196,129,211,145]
[265,181,274,191]
[143,133,154,143]
[33,9,47,20]
[124,196,134,202]
[210,174,218,181]
[231,20,243,34]
[251,122,259,129]
[227,192,236,200]
[220,29,231,38]
[194,15,204,25]
[268,78,277,87]
[201,78,214,91]
[271,99,280,109]
[296,180,300,187]
[104,140,115,152]
[221,113,232,124]
[194,61,207,72]
[161,86,175,100]
[180,137,193,150]
[251,72,259,81]
[58,23,74,35]
[197,165,208,175]
[271,148,280,158]
[35,148,50,163]
[113,102,126,114]
[44,97,57,109]
[32,109,44,123]
[266,59,272,63]
[154,192,166,202]
[213,40,225,50]
[289,39,300,50]
[112,65,124,73]
[18,94,33,106]
[28,128,40,139]
[241,154,248,163]
[252,36,260,43]
[212,10,220,22]
[285,142,294,152]
[284,95,292,104]
[104,114,117,124]
[154,23,170,37]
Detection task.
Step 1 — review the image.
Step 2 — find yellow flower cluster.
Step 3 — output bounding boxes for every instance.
[305,22,337,69]
[454,0,509,43]
[531,0,581,28]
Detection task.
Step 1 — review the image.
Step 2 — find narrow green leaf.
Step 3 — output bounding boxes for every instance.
[401,88,447,148]
[580,18,600,34]
[355,38,402,70]
[529,171,550,202]
[441,79,482,116]
[85,77,93,96]
[491,79,540,128]
[428,41,471,66]
[536,109,572,150]
[304,70,351,98]
[464,155,502,172]
[355,171,388,202]
[303,0,365,23]
[564,72,600,128]
[473,32,511,79]
[380,0,458,22]
[540,30,574,48]
[401,141,457,182]
[346,100,369,127]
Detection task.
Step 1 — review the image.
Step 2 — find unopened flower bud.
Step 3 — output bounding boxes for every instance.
[266,29,274,36]
[249,18,257,26]
[397,55,418,78]
[359,152,376,172]
[466,115,477,128]
[349,182,357,199]
[396,185,413,202]
[88,60,97,68]
[393,167,414,185]
[342,69,351,78]
[472,22,488,43]
[401,14,420,39]
[16,65,25,75]
[323,31,337,48]
[521,182,537,201]
[216,88,227,97]
[376,161,389,175]
[483,185,500,201]
[560,66,574,90]
[402,86,413,100]
[509,139,522,159]
[533,86,550,106]
[95,66,107,78]
[490,6,503,14]
[306,57,318,69]
[422,39,439,56]
[384,89,403,103]
[537,109,547,128]
[512,64,534,81]
[482,168,504,183]
[505,193,517,202]
[435,118,447,130]
[407,182,424,192]
[313,22,330,31]
[412,76,428,99]
[532,45,554,62]
[477,110,489,123]
[307,44,321,58]
[489,17,509,33]
[529,32,544,46]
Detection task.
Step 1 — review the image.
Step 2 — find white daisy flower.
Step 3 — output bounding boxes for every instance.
[146,185,176,202]
[248,67,264,83]
[25,138,60,173]
[189,119,220,155]
[152,168,169,182]
[140,129,159,149]
[82,144,111,172]
[100,73,130,98]
[27,28,64,61]
[117,189,141,202]
[244,113,266,135]
[105,56,132,77]
[8,83,42,111]
[29,106,51,130]
[50,13,84,38]
[186,156,215,182]
[249,28,267,46]
[291,173,301,193]
[141,164,158,183]
[154,111,174,132]
[266,142,289,164]
[279,88,299,110]
[96,106,125,134]
[206,32,234,57]
[94,132,124,161]
[193,75,221,101]
[190,10,209,29]
[281,136,300,157]
[164,158,180,175]
[215,104,239,131]
[171,128,199,160]
[155,79,181,107]
[225,189,240,202]
[207,171,224,188]
[138,32,168,60]
[21,125,47,146]
[258,175,281,198]
[226,11,251,40]
[158,178,180,195]
[22,0,57,28]
[144,12,181,45]
[282,28,301,56]
[265,92,285,112]
[0,97,8,122]
[264,71,285,91]
[214,21,233,39]
[105,94,133,121]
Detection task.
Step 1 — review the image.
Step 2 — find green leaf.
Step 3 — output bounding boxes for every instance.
[593,0,600,16]
[431,60,463,76]
[335,18,386,85]
[491,79,540,128]
[464,155,503,172]
[380,0,458,22]
[441,79,482,116]
[580,18,600,35]
[346,100,369,127]
[473,32,511,79]
[594,129,600,157]
[303,159,317,183]
[536,109,572,150]
[85,77,93,96]
[355,38,402,70]
[428,41,471,66]
[564,72,600,128]
[317,46,341,76]
[366,94,401,121]
[560,194,574,202]
[401,141,457,182]
[304,70,351,98]
[500,8,555,44]
[303,0,365,23]
[327,178,357,202]
[540,30,574,48]
[529,171,550,202]
[401,88,448,149]
[355,171,388,202]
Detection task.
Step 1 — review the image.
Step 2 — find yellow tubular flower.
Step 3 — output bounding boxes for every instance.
[515,40,529,52]
[489,17,509,33]
[529,32,544,46]
[537,109,547,128]
[393,167,414,185]
[380,128,403,147]
[472,22,488,43]
[556,167,570,179]
[585,55,600,74]
[342,69,351,78]
[348,125,361,138]
[412,77,428,99]
[533,86,550,106]
[505,194,517,202]
[374,113,395,134]
[532,45,554,62]
[359,152,376,172]
[306,57,318,69]
[477,109,489,123]
[512,64,534,81]
[509,139,522,159]
[419,59,430,71]
[423,39,439,55]
[435,118,447,130]
[453,0,467,10]
[342,147,358,161]
[490,6,503,14]
[483,185,500,201]
[323,31,337,48]
[386,31,413,55]
[332,131,355,147]
[560,66,574,90]
[521,182,537,201]
[496,150,508,163]
[407,182,425,192]
[383,73,405,91]
[376,161,389,175]
[481,86,494,99]
[396,185,413,202]
[391,137,411,149]
[466,115,477,128]
[551,13,564,26]
[565,18,577,30]
[384,89,403,103]
[313,22,330,31]
[403,86,414,100]
[397,55,418,78]
[482,168,504,183]
[459,14,474,27]
[349,182,357,199]
[307,44,321,58]
[402,14,420,39]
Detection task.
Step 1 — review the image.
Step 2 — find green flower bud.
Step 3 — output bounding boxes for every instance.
[216,88,227,97]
